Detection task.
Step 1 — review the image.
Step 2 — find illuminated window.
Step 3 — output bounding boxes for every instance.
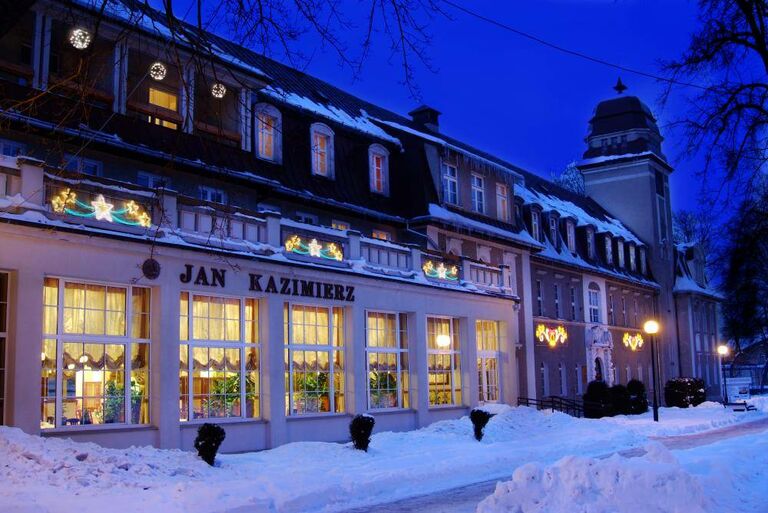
[371,230,392,241]
[40,279,150,429]
[310,123,334,178]
[332,220,350,232]
[179,293,259,421]
[495,183,509,222]
[255,103,281,162]
[427,316,461,406]
[369,144,389,195]
[148,87,178,130]
[442,162,458,205]
[471,174,485,213]
[476,320,502,403]
[366,311,409,409]
[284,304,345,415]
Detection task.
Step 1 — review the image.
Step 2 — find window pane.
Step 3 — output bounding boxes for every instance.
[131,343,150,424]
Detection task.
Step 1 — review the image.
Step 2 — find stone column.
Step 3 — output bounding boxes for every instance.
[263,295,287,448]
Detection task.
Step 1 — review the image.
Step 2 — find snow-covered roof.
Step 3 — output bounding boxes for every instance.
[421,204,542,248]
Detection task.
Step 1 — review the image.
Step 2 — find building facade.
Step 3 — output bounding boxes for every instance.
[0,0,720,451]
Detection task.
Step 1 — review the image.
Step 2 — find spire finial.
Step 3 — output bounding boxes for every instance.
[613,77,627,95]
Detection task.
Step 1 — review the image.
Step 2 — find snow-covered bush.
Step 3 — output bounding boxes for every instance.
[664,378,706,408]
[583,380,611,418]
[349,414,375,451]
[470,408,495,441]
[194,423,226,466]
[627,379,649,414]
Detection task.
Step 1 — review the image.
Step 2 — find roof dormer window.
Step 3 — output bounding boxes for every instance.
[617,241,625,268]
[586,229,595,259]
[255,103,282,163]
[310,123,334,178]
[566,221,576,253]
[604,235,613,265]
[471,174,485,213]
[369,144,390,195]
[640,248,647,275]
[629,244,636,271]
[549,216,558,245]
[442,162,458,205]
[531,210,541,242]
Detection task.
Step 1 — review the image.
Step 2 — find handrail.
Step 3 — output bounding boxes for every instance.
[517,396,584,418]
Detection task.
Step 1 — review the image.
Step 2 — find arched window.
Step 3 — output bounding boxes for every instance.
[254,103,282,163]
[369,144,389,195]
[588,282,601,323]
[310,123,335,178]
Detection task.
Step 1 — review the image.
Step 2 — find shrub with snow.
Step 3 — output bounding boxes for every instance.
[349,414,375,451]
[476,443,713,513]
[664,378,706,408]
[609,384,631,415]
[194,423,226,466]
[470,408,495,441]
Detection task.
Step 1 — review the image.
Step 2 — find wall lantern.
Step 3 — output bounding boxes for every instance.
[149,62,167,81]
[211,83,227,99]
[622,332,644,351]
[68,28,92,50]
[435,334,452,348]
[536,324,568,348]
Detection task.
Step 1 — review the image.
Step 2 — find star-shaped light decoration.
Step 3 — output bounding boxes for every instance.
[308,238,322,257]
[436,262,448,279]
[91,194,114,222]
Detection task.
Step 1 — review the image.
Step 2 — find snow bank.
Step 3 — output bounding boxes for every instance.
[748,394,768,413]
[476,443,713,513]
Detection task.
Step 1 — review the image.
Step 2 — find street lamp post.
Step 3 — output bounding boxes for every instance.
[717,344,729,404]
[643,320,660,422]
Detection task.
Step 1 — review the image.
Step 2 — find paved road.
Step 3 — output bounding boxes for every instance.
[336,416,768,513]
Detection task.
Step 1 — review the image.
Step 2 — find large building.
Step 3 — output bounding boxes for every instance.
[0,0,721,452]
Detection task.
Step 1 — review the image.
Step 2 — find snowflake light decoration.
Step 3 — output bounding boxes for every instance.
[68,28,92,50]
[149,62,167,81]
[211,83,227,99]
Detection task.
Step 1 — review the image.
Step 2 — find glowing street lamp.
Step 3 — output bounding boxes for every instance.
[643,319,661,422]
[717,344,730,404]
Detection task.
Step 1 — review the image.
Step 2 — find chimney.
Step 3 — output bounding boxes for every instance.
[408,105,441,132]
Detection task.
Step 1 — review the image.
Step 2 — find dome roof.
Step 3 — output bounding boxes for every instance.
[587,96,660,137]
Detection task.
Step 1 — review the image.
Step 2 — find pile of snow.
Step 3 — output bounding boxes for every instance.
[748,394,768,413]
[477,443,713,513]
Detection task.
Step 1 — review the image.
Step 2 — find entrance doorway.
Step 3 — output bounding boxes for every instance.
[594,357,603,382]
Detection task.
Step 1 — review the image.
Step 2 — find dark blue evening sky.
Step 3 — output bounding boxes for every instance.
[188,0,705,213]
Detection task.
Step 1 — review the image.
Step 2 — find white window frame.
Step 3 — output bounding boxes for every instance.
[570,286,577,321]
[476,320,501,403]
[284,303,345,415]
[558,362,567,396]
[471,173,485,213]
[495,183,509,222]
[41,277,151,430]
[553,284,561,319]
[442,162,458,205]
[310,123,335,178]
[254,103,282,163]
[566,221,576,253]
[198,185,227,204]
[608,294,615,325]
[179,292,260,422]
[605,235,613,264]
[369,144,390,195]
[549,216,558,244]
[427,316,461,407]
[588,285,601,323]
[365,310,408,410]
[531,211,540,242]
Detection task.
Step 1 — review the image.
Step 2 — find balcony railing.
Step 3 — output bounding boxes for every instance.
[1,158,516,297]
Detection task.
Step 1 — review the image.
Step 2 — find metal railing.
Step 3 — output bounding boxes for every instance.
[517,396,584,418]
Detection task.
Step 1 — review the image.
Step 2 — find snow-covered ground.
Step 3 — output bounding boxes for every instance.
[1,400,766,513]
